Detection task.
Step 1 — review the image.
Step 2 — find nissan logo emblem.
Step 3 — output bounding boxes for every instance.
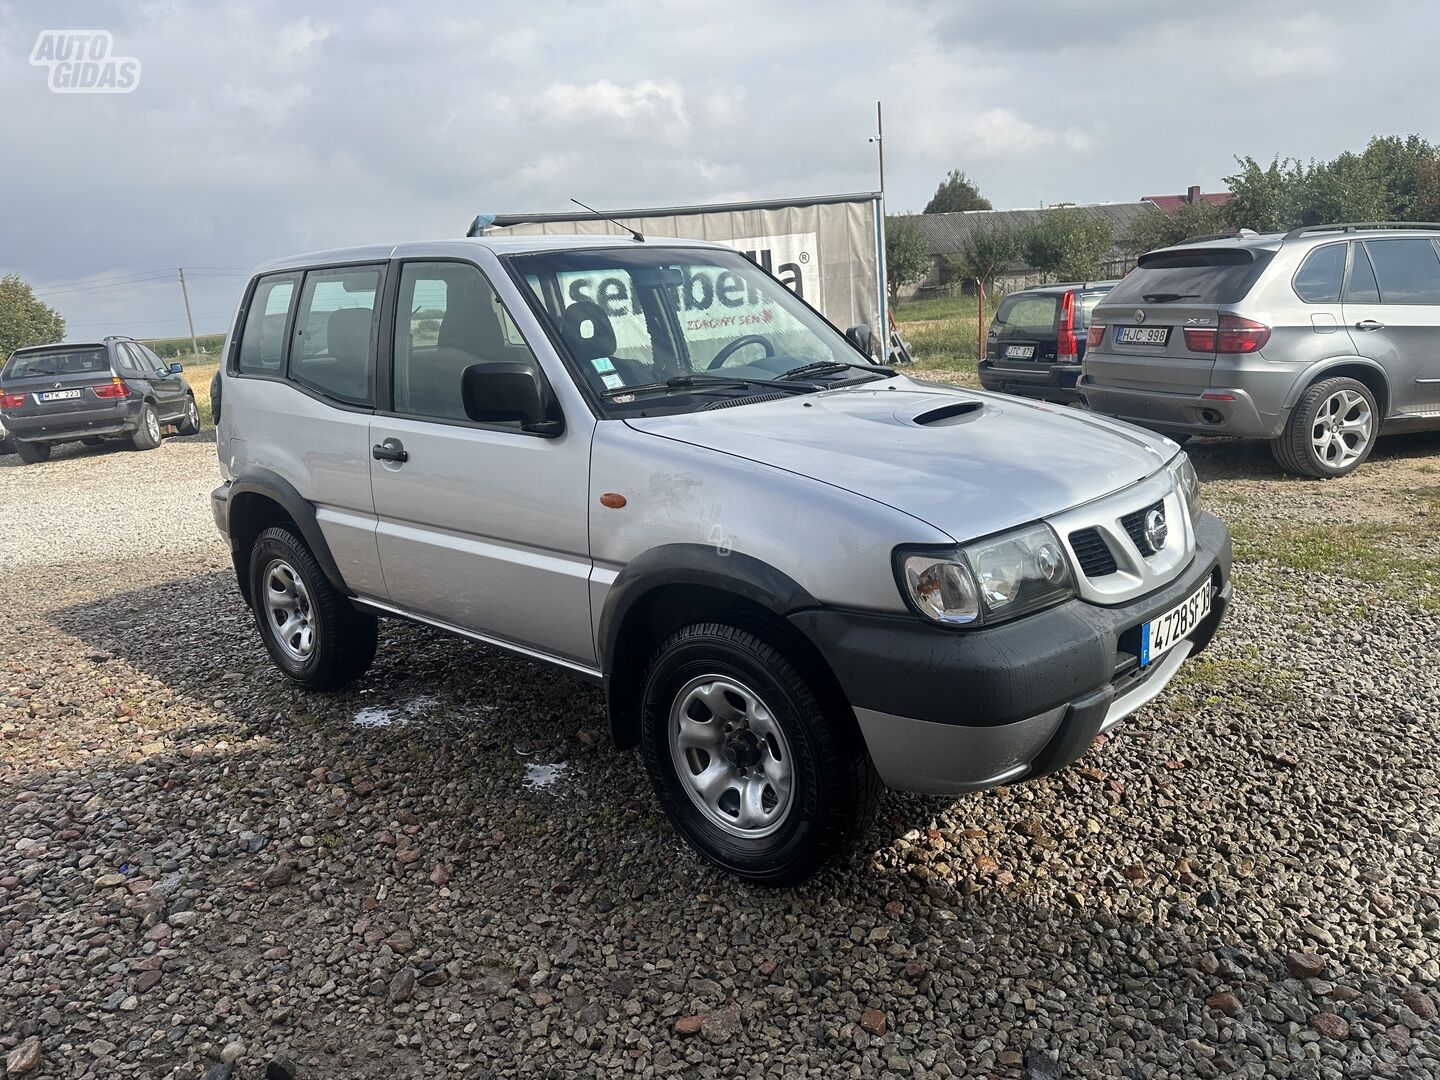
[1143,507,1168,552]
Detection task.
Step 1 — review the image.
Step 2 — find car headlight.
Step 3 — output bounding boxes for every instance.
[1169,452,1202,524]
[896,523,1075,628]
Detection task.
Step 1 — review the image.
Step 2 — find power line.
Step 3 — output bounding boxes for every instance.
[32,266,249,297]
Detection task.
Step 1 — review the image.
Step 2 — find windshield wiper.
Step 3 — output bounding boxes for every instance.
[602,374,820,400]
[1140,293,1201,303]
[19,367,57,376]
[775,360,894,382]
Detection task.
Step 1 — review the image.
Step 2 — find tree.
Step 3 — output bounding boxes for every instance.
[923,170,992,214]
[1223,156,1307,232]
[0,274,65,360]
[1021,207,1113,282]
[885,214,931,303]
[946,224,1020,291]
[1122,200,1229,254]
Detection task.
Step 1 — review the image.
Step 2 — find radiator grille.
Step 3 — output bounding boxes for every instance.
[1069,527,1118,578]
[1121,501,1165,556]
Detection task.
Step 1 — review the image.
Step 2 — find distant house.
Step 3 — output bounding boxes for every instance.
[905,201,1163,298]
[1142,185,1233,214]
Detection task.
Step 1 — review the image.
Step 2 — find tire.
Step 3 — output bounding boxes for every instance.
[14,441,51,464]
[1270,376,1378,478]
[176,394,201,436]
[639,621,879,886]
[131,403,162,450]
[247,526,378,690]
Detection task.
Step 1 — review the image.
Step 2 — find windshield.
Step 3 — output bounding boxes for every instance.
[3,347,108,380]
[507,247,874,415]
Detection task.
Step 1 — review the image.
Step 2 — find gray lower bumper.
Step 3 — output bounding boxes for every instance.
[1078,379,1282,439]
[856,639,1195,796]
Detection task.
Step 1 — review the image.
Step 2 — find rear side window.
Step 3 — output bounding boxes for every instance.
[1345,244,1381,303]
[1078,290,1108,328]
[993,294,1057,335]
[1293,243,1346,303]
[1361,238,1440,304]
[3,347,107,379]
[290,267,381,405]
[237,274,298,375]
[1107,248,1274,305]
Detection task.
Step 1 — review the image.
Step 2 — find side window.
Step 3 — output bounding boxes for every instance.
[237,274,298,375]
[290,267,381,405]
[138,344,169,376]
[1293,243,1346,303]
[1362,239,1440,304]
[392,261,541,424]
[1344,243,1380,304]
[113,344,140,375]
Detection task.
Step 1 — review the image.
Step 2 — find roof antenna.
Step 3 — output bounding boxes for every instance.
[571,198,644,242]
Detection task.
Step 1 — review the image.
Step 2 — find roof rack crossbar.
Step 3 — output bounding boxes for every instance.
[1282,221,1440,241]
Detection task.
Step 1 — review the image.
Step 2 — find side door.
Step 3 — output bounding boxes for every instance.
[368,258,597,670]
[134,343,189,418]
[1342,237,1440,416]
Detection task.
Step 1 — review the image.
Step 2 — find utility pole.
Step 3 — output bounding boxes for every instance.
[177,268,198,358]
[868,100,889,357]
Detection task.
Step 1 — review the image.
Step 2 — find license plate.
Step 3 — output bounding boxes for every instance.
[1141,582,1212,665]
[1004,344,1035,359]
[38,389,82,402]
[1116,326,1170,346]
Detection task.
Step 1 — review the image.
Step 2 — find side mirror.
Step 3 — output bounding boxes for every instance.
[461,361,562,435]
[168,362,184,374]
[845,324,874,358]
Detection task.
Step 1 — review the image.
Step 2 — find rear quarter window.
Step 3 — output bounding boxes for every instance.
[1107,248,1275,306]
[1292,243,1346,303]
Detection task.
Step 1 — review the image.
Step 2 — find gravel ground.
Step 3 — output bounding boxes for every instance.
[2,430,1439,1079]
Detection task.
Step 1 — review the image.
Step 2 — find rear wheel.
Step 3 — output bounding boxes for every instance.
[176,394,201,436]
[14,441,51,464]
[639,621,878,885]
[1271,376,1377,478]
[131,404,162,450]
[248,526,377,690]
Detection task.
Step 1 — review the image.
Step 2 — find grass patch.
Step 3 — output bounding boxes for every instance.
[177,354,219,433]
[892,295,983,381]
[1231,520,1440,613]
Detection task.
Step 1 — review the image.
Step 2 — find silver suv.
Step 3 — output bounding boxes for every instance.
[1081,222,1440,477]
[210,236,1231,884]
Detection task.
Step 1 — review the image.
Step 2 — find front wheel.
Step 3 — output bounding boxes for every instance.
[15,441,51,464]
[176,394,201,436]
[248,526,378,690]
[639,622,878,886]
[1270,376,1377,478]
[132,403,162,450]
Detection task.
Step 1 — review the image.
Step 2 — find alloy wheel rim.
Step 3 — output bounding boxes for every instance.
[187,400,198,426]
[1311,389,1372,469]
[147,410,160,441]
[263,558,315,662]
[668,675,794,838]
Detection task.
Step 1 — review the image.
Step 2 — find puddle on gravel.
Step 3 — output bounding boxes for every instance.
[522,761,569,795]
[351,695,439,729]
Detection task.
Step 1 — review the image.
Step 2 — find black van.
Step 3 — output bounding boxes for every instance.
[978,281,1116,404]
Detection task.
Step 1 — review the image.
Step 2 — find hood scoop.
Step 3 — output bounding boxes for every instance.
[910,400,985,426]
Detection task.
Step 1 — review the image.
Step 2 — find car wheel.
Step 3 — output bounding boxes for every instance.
[639,621,879,886]
[248,525,378,690]
[1271,376,1377,478]
[14,441,51,464]
[131,404,163,450]
[176,394,201,436]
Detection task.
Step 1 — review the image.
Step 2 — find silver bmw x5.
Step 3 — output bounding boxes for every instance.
[211,235,1231,884]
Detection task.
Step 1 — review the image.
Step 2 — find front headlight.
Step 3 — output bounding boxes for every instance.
[1169,452,1202,524]
[896,523,1075,628]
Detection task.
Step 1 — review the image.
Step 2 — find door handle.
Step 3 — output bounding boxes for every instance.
[372,438,408,463]
[1354,319,1386,331]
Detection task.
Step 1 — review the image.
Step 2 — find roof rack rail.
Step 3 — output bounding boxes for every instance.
[1282,221,1440,241]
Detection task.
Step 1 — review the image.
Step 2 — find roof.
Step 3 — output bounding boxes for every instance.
[1003,280,1121,296]
[481,191,882,232]
[909,202,1162,257]
[251,234,729,275]
[1142,192,1233,213]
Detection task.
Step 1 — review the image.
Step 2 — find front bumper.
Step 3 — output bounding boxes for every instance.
[1076,377,1282,439]
[3,399,144,443]
[978,361,1081,403]
[790,513,1231,795]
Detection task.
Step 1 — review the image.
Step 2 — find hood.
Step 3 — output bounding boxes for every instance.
[624,378,1177,541]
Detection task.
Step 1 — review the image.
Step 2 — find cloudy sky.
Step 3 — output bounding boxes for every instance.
[3,0,1438,340]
